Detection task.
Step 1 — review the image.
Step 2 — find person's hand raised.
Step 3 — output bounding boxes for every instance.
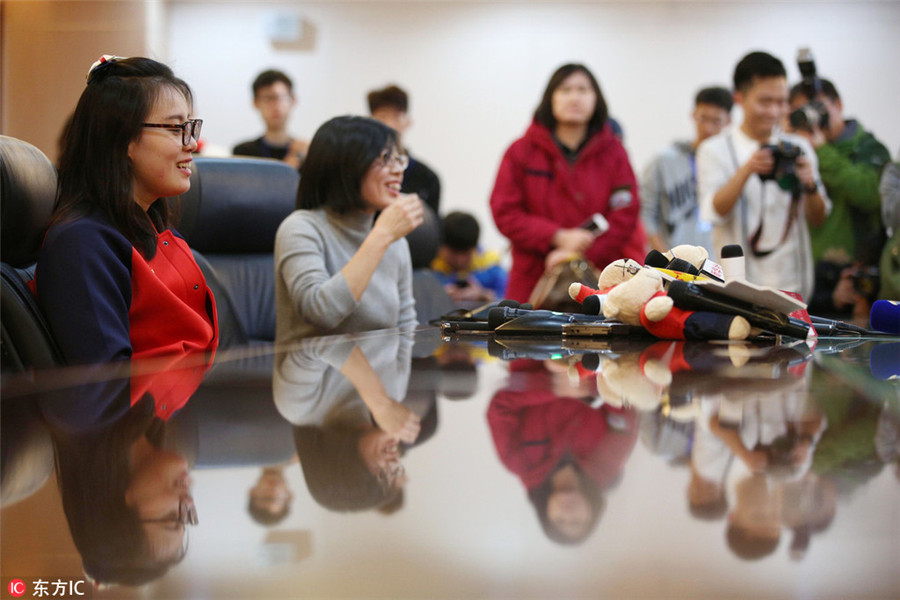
[746,147,776,176]
[373,193,425,243]
[370,396,421,444]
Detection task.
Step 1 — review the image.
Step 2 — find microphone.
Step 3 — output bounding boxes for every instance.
[441,320,492,332]
[668,257,701,276]
[870,300,900,335]
[667,279,811,339]
[808,315,893,337]
[720,244,745,283]
[698,258,726,282]
[489,306,603,335]
[644,249,670,269]
[644,249,724,282]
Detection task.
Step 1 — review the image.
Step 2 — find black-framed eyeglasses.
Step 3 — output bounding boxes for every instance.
[142,119,203,146]
[379,150,409,171]
[141,496,199,527]
[376,460,406,492]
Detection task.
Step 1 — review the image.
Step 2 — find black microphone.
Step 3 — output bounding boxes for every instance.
[645,249,670,268]
[489,307,604,335]
[487,306,597,330]
[808,315,893,337]
[645,249,701,276]
[440,320,492,333]
[645,249,724,282]
[667,279,811,339]
[667,257,701,276]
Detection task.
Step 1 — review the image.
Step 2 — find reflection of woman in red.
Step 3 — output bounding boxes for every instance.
[43,387,199,586]
[40,349,213,586]
[487,360,639,544]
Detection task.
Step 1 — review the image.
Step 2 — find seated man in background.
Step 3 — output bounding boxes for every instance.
[368,84,441,215]
[233,69,309,169]
[787,78,891,318]
[641,86,733,253]
[432,211,507,304]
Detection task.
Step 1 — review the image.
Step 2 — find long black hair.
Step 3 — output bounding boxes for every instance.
[533,63,608,136]
[54,57,193,258]
[48,393,185,585]
[297,115,397,214]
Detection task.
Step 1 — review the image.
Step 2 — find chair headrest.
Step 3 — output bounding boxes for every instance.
[175,157,299,254]
[407,201,440,269]
[0,136,57,267]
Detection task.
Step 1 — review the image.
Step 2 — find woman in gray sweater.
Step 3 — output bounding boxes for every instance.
[274,116,424,342]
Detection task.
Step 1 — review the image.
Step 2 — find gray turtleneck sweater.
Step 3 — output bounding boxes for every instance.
[274,208,417,342]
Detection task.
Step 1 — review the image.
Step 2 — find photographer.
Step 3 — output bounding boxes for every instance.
[787,78,891,318]
[697,51,829,302]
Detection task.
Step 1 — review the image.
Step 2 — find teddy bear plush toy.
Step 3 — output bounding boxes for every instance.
[568,258,642,313]
[602,266,751,341]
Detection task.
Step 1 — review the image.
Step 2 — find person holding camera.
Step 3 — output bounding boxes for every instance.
[697,51,829,302]
[787,78,891,318]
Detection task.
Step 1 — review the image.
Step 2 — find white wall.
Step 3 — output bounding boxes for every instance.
[166,0,900,252]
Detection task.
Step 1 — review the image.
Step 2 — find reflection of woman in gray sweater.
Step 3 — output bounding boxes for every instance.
[274,116,424,342]
[273,333,419,511]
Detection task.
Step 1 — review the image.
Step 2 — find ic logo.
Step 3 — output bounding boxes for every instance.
[8,579,26,597]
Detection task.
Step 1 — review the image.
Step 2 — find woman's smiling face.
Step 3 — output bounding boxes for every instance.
[128,85,197,211]
[359,147,407,213]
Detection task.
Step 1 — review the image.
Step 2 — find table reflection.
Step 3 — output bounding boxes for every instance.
[34,351,212,587]
[488,358,639,545]
[1,331,897,599]
[273,332,423,512]
[470,334,898,563]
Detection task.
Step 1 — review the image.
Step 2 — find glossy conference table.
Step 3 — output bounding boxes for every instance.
[1,326,898,600]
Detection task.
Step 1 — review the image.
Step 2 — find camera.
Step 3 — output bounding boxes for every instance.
[788,48,830,132]
[759,141,803,191]
[852,266,880,302]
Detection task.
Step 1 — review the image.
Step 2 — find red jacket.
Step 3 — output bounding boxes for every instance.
[490,121,646,301]
[488,363,639,491]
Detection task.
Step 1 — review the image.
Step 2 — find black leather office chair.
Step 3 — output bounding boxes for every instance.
[407,205,456,323]
[178,156,453,342]
[0,135,64,373]
[175,157,300,347]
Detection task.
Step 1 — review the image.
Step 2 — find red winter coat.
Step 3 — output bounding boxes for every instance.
[490,121,646,302]
[487,362,639,491]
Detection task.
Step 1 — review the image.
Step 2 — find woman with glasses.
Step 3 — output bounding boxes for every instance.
[275,115,423,341]
[42,381,199,586]
[274,333,419,512]
[34,56,218,366]
[489,63,647,303]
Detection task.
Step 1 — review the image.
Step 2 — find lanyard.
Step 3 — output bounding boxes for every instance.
[726,134,801,258]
